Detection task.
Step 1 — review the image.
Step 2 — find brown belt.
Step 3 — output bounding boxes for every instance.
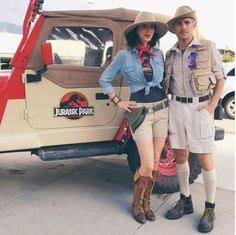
[146,100,169,113]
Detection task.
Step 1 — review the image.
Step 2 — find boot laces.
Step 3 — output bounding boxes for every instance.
[174,199,184,211]
[202,208,215,221]
[136,190,144,213]
[144,182,153,206]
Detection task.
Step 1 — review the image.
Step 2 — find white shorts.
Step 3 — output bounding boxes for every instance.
[168,99,215,153]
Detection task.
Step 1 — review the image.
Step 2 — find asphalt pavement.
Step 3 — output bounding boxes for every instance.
[0,118,234,235]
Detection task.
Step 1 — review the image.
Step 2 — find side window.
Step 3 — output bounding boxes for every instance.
[47,26,113,68]
[227,68,235,76]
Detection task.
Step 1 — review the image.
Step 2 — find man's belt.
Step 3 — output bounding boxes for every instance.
[174,94,211,103]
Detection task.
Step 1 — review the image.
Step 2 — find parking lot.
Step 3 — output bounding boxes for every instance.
[0,118,234,235]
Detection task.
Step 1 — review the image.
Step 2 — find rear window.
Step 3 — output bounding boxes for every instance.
[47,26,113,68]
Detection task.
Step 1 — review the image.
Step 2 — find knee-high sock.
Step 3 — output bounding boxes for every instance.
[176,162,190,197]
[202,169,216,204]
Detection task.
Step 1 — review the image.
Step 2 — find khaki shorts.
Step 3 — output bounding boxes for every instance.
[132,100,168,141]
[168,99,215,153]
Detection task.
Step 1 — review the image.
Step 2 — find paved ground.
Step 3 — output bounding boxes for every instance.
[0,118,234,235]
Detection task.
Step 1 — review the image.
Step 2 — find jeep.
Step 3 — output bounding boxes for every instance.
[0,0,224,193]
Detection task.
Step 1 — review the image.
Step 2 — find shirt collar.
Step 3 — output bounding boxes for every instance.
[128,46,156,53]
[170,37,202,52]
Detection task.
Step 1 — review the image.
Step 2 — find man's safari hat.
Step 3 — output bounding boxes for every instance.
[167,6,197,33]
[124,11,168,40]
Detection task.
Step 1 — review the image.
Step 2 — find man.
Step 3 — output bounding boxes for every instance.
[163,5,225,233]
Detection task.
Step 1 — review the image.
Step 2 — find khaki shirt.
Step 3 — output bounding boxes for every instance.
[169,38,225,97]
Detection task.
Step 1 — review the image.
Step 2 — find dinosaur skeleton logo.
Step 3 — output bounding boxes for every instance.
[54,92,94,119]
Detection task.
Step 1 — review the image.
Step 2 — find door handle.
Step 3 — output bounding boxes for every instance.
[95,93,109,100]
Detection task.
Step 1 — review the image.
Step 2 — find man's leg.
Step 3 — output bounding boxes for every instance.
[198,154,216,203]
[197,153,216,233]
[165,149,193,219]
[174,149,190,197]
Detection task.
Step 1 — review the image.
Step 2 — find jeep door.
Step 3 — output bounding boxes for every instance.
[24,16,123,130]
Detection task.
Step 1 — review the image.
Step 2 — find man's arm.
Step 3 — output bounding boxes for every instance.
[198,41,226,114]
[208,78,225,112]
[198,77,225,114]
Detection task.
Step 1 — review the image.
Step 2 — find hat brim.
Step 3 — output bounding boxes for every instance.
[167,11,196,34]
[124,21,168,40]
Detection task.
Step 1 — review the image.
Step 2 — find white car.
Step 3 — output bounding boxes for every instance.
[221,62,235,119]
[0,32,21,71]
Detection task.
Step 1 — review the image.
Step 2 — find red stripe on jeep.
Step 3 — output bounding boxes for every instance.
[0,68,25,124]
[1,16,45,124]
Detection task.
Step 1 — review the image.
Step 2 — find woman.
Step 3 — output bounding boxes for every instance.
[99,11,168,224]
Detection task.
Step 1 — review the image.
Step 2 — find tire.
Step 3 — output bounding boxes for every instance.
[224,95,235,119]
[126,138,202,194]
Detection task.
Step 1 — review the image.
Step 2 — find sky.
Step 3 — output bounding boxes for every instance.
[0,0,234,50]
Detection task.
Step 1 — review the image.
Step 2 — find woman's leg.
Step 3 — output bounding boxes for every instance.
[143,137,166,221]
[136,140,155,177]
[132,140,155,222]
[153,137,166,171]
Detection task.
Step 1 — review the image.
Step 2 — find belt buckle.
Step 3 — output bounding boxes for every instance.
[153,101,165,112]
[160,101,165,109]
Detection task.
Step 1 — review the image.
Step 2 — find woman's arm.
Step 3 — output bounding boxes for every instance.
[99,51,136,111]
[108,92,137,112]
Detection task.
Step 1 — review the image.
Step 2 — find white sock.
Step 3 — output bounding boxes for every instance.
[202,169,216,204]
[176,162,190,197]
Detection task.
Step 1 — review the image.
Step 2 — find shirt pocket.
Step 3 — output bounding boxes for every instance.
[195,50,209,69]
[153,56,164,66]
[123,66,137,79]
[196,50,209,62]
[195,109,215,139]
[152,58,164,79]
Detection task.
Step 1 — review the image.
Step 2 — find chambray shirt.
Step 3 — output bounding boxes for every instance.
[99,47,165,95]
[169,38,225,97]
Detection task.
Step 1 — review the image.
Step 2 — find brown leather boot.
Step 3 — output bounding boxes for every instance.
[143,171,157,221]
[143,179,155,221]
[132,170,149,224]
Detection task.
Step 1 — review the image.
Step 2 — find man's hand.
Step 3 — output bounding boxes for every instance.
[197,102,216,114]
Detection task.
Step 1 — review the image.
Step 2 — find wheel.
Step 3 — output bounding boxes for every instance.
[224,95,235,119]
[126,138,202,194]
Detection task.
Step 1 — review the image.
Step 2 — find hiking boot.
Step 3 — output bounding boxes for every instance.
[143,177,155,221]
[165,193,193,220]
[198,202,216,233]
[132,171,149,224]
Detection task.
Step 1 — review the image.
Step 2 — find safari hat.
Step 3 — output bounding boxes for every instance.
[167,6,197,33]
[124,11,168,39]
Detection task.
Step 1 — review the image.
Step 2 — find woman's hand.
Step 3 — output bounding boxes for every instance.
[117,100,137,112]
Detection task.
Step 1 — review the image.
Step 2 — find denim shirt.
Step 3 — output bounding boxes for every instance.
[99,47,165,95]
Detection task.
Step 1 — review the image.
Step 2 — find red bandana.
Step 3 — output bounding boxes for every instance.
[135,43,156,59]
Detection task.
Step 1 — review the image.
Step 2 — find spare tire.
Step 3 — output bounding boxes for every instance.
[126,138,202,194]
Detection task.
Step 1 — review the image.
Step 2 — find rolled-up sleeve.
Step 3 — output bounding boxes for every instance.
[99,51,122,94]
[210,41,227,79]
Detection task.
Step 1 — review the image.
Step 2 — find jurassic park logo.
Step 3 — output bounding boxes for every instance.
[54,92,94,119]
